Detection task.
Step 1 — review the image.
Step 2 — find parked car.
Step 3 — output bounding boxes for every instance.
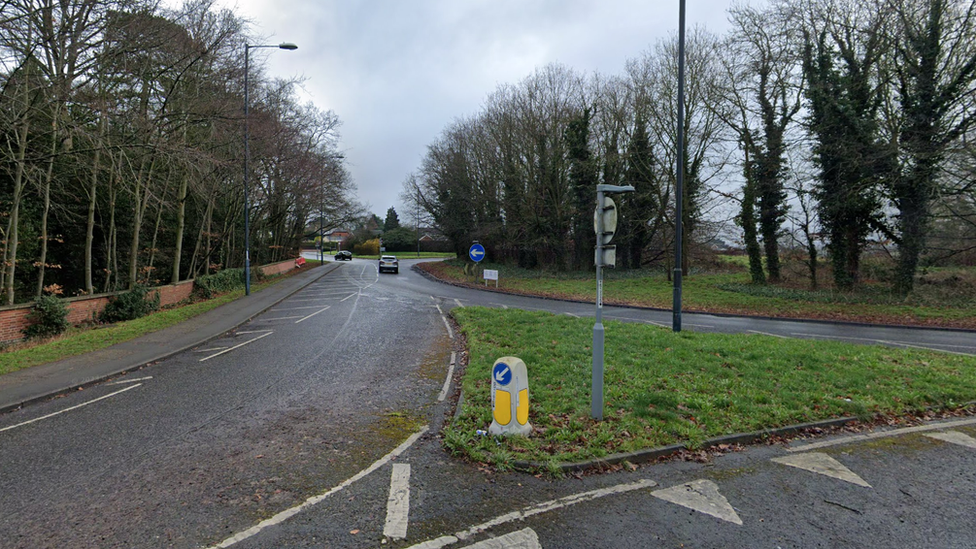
[378,255,399,274]
[334,250,352,261]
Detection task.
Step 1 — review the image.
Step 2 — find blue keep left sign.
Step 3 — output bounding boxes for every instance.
[468,243,486,263]
[492,362,512,386]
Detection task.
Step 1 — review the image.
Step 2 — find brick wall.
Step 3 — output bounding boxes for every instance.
[0,261,298,344]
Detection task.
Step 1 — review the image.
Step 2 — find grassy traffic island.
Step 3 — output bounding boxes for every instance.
[445,307,976,475]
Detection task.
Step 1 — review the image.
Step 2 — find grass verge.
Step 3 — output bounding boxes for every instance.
[446,307,976,472]
[419,261,976,329]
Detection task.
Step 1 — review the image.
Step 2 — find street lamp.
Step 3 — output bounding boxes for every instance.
[244,41,297,295]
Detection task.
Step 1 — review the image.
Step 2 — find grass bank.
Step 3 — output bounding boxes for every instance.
[446,307,976,473]
[419,261,976,330]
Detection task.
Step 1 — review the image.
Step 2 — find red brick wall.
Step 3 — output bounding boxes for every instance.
[0,262,295,344]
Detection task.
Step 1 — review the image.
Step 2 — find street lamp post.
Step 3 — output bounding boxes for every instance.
[244,41,297,295]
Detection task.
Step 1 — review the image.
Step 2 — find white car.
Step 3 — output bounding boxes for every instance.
[379,255,399,274]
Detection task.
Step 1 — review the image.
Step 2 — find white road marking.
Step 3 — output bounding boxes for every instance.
[404,479,656,549]
[211,426,429,548]
[194,346,228,353]
[747,330,789,339]
[199,331,273,362]
[651,479,743,525]
[341,293,357,302]
[454,299,464,308]
[564,312,579,318]
[772,452,871,487]
[106,376,153,386]
[460,528,541,549]
[450,351,457,365]
[788,332,974,355]
[0,384,142,433]
[384,463,411,539]
[295,306,331,323]
[235,330,273,335]
[442,316,454,339]
[925,430,976,449]
[501,305,509,309]
[259,316,304,321]
[271,305,332,311]
[435,304,444,315]
[438,361,455,402]
[786,417,976,452]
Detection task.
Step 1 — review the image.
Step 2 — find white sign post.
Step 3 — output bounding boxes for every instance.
[483,269,499,288]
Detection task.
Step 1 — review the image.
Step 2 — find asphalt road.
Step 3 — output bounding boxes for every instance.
[1,257,974,548]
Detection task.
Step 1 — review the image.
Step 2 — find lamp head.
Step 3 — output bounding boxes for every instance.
[279,43,298,50]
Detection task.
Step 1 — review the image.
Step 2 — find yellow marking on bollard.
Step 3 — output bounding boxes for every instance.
[494,390,512,425]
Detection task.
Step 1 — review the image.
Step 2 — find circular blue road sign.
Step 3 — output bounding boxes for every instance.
[492,362,512,386]
[469,243,486,263]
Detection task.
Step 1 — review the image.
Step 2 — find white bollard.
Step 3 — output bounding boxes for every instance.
[488,357,532,437]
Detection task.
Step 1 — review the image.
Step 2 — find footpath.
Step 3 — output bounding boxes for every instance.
[0,263,340,414]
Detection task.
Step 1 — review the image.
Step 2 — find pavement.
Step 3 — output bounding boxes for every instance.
[0,263,340,414]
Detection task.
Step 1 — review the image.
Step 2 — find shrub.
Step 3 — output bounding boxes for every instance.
[99,286,160,323]
[354,238,380,256]
[22,295,70,340]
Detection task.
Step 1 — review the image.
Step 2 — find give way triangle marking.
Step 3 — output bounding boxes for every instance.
[651,479,742,525]
[772,452,871,487]
[459,528,541,549]
[925,430,976,449]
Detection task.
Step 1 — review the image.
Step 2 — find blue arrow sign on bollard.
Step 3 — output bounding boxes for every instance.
[492,362,512,385]
[469,243,486,263]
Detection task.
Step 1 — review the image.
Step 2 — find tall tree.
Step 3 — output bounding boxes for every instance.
[384,206,400,231]
[889,0,976,294]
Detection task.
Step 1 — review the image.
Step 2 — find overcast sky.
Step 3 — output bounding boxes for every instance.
[223,1,737,220]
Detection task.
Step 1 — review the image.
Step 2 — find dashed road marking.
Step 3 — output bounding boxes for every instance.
[442,316,454,339]
[405,479,656,549]
[772,452,871,487]
[460,528,541,549]
[106,376,153,386]
[295,305,331,323]
[454,299,464,308]
[199,331,273,361]
[747,330,788,339]
[210,426,428,548]
[925,430,976,449]
[0,384,143,433]
[384,463,411,539]
[438,358,455,402]
[651,479,743,525]
[259,316,303,321]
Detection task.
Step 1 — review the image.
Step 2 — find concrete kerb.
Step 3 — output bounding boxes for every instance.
[0,263,342,415]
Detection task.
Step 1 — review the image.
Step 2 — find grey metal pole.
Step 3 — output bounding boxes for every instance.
[673,0,686,332]
[244,45,251,296]
[592,189,605,421]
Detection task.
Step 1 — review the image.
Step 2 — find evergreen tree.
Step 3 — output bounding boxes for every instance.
[384,207,400,231]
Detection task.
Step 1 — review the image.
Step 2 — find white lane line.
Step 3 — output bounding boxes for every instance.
[210,426,429,548]
[199,332,273,362]
[454,299,464,308]
[441,316,454,339]
[880,341,975,356]
[925,431,976,449]
[501,305,509,309]
[462,528,541,549]
[564,312,579,318]
[405,479,656,549]
[450,351,457,365]
[295,306,331,323]
[435,304,445,315]
[747,330,789,339]
[787,416,976,452]
[106,376,153,386]
[194,347,228,353]
[271,305,332,311]
[438,360,456,402]
[341,293,357,302]
[0,384,142,433]
[258,316,304,321]
[236,330,274,335]
[384,463,411,539]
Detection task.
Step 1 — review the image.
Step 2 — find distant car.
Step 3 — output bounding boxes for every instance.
[334,250,352,261]
[378,255,399,274]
